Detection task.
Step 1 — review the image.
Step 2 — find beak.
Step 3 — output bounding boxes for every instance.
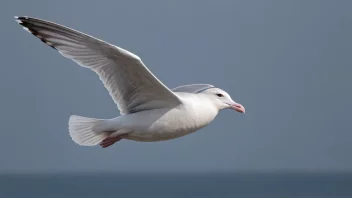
[230,103,245,113]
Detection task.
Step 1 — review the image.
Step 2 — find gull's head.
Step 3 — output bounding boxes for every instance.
[201,88,245,113]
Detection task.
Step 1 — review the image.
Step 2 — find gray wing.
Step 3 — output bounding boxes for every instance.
[172,84,215,93]
[15,16,181,115]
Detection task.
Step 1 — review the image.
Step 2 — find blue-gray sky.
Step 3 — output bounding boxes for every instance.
[1,0,351,173]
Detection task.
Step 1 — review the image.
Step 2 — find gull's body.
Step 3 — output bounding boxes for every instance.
[100,92,219,142]
[15,16,245,148]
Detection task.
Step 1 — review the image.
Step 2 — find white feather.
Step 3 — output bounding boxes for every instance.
[68,115,109,146]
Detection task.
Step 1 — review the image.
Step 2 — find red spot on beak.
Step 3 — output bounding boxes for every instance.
[232,103,245,113]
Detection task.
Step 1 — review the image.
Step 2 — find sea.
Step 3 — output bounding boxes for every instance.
[0,172,351,198]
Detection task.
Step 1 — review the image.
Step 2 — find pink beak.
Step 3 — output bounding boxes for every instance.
[231,103,245,113]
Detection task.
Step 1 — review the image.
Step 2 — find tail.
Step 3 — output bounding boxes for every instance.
[68,115,110,146]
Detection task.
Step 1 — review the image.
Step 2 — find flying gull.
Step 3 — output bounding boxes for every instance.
[15,16,245,148]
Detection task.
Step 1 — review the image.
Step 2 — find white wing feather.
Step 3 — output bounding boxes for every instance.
[15,16,181,115]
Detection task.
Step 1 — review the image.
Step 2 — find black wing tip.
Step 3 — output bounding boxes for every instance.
[14,16,29,20]
[14,16,29,26]
[15,16,57,50]
[14,16,29,23]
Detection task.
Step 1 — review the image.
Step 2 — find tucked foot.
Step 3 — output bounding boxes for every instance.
[100,136,122,148]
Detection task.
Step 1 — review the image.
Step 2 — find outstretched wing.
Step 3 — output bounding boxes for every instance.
[172,84,215,93]
[15,16,181,115]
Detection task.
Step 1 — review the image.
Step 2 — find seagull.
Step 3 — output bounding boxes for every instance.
[15,16,245,148]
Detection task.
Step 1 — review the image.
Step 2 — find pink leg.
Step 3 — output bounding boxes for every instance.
[100,136,123,148]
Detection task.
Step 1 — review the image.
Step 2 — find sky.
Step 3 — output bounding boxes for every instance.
[0,0,351,173]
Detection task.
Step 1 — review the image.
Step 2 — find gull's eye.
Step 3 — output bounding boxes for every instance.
[216,93,224,97]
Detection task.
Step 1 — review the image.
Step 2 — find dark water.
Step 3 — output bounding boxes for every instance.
[1,173,352,198]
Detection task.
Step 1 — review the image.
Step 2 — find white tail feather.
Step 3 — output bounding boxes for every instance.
[68,115,110,146]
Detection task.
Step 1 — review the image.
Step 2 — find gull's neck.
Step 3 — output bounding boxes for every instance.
[176,92,219,129]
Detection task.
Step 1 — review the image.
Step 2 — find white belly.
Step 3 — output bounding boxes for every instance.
[110,99,218,142]
[124,128,195,142]
[123,108,203,142]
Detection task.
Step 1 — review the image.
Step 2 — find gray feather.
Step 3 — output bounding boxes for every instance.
[172,84,215,93]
